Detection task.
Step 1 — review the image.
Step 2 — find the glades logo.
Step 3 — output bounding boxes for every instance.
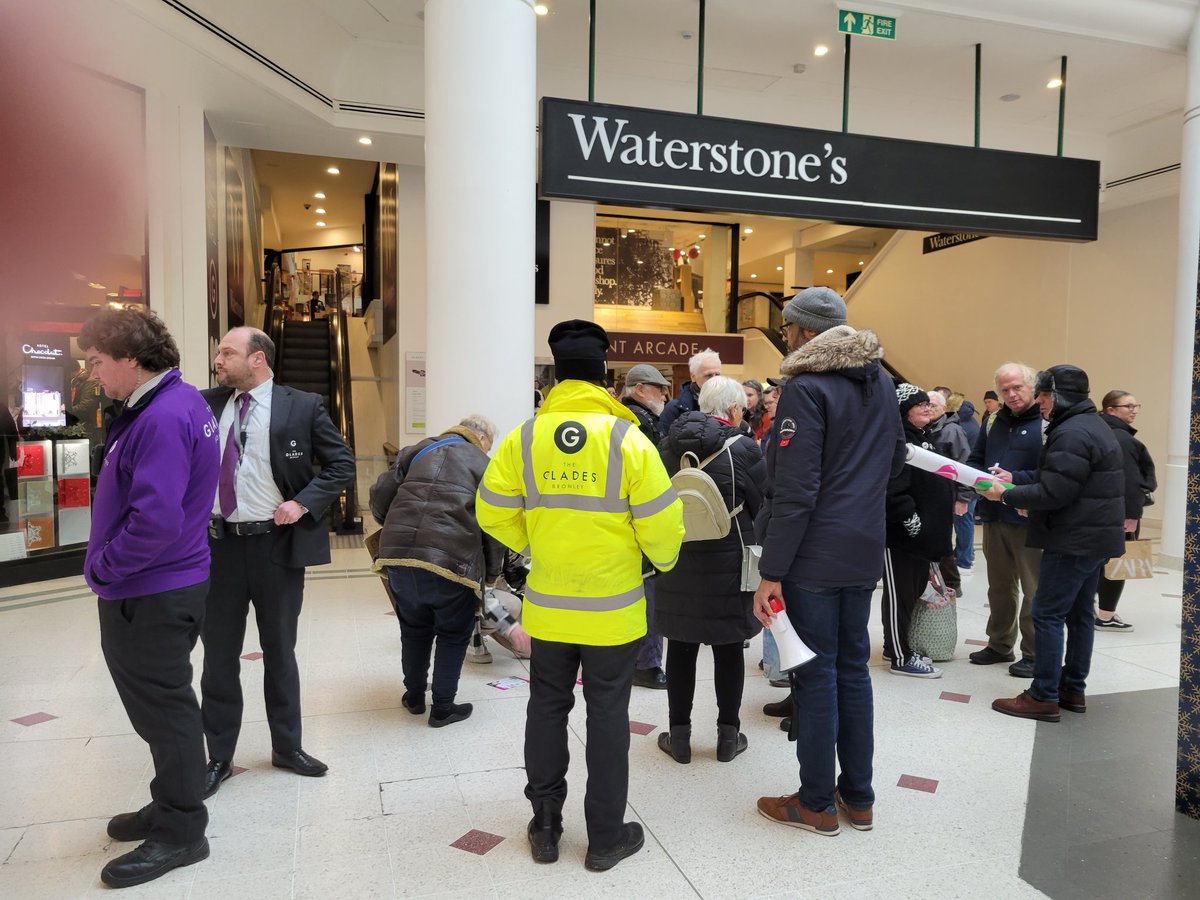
[554,422,587,454]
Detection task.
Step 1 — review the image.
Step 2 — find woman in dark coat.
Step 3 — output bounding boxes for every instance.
[1095,390,1157,630]
[882,384,955,678]
[655,376,767,764]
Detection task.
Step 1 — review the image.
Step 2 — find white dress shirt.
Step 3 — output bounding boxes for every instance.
[213,379,285,522]
[125,370,170,409]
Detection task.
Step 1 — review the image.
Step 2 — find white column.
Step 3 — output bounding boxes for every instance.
[1160,10,1200,563]
[424,0,535,439]
[145,95,211,388]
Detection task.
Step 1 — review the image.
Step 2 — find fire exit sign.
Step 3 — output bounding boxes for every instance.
[838,10,897,40]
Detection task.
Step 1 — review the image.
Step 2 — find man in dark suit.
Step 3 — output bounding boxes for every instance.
[200,327,355,797]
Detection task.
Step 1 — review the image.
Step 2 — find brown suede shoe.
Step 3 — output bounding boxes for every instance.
[992,690,1060,722]
[1058,690,1086,713]
[834,791,873,831]
[756,794,840,836]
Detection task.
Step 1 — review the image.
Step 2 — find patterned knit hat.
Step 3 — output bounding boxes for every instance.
[895,382,930,416]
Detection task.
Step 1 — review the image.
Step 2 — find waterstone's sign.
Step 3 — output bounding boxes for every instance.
[540,98,1099,242]
[922,232,987,254]
[607,331,743,365]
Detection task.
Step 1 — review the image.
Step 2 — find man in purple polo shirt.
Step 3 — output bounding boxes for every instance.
[79,308,219,889]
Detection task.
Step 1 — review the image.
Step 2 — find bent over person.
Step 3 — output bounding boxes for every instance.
[200,327,355,797]
[81,308,219,888]
[476,320,684,872]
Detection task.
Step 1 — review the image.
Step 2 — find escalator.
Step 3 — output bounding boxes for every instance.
[265,302,363,534]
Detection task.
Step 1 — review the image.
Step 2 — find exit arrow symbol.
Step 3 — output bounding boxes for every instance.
[844,12,856,28]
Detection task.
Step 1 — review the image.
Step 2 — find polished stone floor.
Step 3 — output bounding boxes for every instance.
[0,543,1189,898]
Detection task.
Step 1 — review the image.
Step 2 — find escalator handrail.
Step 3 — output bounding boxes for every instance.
[325,303,359,528]
[735,290,908,385]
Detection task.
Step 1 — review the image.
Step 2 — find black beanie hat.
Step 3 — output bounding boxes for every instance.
[1035,364,1089,406]
[549,319,609,382]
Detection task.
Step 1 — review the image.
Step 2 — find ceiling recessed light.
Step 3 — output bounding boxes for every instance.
[750,273,758,279]
[353,245,362,252]
[698,233,707,239]
[315,207,326,214]
[858,260,865,265]
[629,228,636,233]
[315,221,326,227]
[826,268,834,274]
[814,45,829,57]
[314,192,326,199]
[358,136,372,145]
[534,3,549,14]
[776,265,784,271]
[1046,78,1063,89]
[326,166,340,175]
[1000,93,1020,102]
[87,282,106,290]
[743,227,753,234]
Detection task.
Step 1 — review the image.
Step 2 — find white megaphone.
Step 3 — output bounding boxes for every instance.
[768,598,817,672]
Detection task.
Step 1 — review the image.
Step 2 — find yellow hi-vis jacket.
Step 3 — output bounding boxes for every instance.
[476,380,684,646]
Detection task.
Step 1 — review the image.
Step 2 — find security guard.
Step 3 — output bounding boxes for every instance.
[477,320,684,873]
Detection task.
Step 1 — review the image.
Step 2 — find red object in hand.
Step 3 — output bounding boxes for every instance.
[769,598,784,615]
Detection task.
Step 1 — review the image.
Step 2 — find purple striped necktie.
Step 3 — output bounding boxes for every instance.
[218,392,252,518]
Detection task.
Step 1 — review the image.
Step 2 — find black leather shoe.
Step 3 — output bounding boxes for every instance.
[1008,658,1035,679]
[203,760,232,799]
[969,646,1016,665]
[107,804,153,842]
[584,822,644,872]
[633,667,667,689]
[763,694,792,717]
[100,838,209,888]
[527,809,563,864]
[271,748,328,777]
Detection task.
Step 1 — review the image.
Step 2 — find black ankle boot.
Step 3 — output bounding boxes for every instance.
[716,723,748,761]
[656,725,691,764]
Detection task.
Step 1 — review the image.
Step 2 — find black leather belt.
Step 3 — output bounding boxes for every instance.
[212,517,274,537]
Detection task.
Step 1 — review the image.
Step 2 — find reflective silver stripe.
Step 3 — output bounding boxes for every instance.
[649,551,680,571]
[630,486,678,519]
[520,418,539,504]
[478,484,524,509]
[534,495,629,513]
[525,584,644,612]
[605,419,631,501]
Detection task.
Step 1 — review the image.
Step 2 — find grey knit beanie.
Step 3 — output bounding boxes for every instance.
[783,286,848,333]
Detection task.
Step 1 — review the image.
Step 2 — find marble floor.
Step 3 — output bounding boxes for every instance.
[0,543,1188,899]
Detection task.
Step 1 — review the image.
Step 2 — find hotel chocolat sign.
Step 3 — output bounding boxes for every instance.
[541,98,1099,242]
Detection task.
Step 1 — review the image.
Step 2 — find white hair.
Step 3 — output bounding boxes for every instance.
[699,376,746,417]
[459,414,496,445]
[994,362,1037,389]
[926,391,946,410]
[688,348,721,377]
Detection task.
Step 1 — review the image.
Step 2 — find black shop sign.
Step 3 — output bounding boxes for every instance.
[540,98,1098,242]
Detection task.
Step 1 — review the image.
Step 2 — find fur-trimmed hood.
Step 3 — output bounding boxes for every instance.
[779,326,884,376]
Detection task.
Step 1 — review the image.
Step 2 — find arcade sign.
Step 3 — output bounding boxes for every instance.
[540,98,1099,242]
[607,331,743,365]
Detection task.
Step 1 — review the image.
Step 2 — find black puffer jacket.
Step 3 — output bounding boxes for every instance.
[1100,413,1158,521]
[369,426,504,594]
[655,412,766,644]
[1004,401,1125,558]
[886,419,955,561]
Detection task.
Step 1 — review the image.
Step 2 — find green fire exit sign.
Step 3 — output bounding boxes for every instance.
[838,10,897,40]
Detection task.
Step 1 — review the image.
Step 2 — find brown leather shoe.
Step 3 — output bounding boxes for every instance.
[756,794,840,835]
[834,791,873,831]
[1058,690,1086,713]
[992,690,1060,722]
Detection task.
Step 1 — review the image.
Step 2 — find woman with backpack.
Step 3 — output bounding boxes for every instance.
[654,376,767,764]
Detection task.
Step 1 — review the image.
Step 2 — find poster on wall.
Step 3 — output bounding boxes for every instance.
[224,147,246,328]
[405,352,426,433]
[593,226,675,307]
[204,118,221,382]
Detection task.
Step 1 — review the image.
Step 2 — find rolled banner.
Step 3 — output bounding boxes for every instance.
[905,443,1013,492]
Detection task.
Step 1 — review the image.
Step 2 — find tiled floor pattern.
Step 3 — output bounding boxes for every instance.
[0,546,1186,898]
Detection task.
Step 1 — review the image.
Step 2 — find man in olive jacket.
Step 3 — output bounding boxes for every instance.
[985,365,1124,723]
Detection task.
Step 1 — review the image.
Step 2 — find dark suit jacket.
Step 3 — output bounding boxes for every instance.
[203,383,356,569]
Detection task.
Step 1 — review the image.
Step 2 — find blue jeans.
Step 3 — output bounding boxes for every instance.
[635,577,663,669]
[762,627,782,682]
[387,567,477,707]
[782,581,875,813]
[1030,551,1105,703]
[954,497,977,569]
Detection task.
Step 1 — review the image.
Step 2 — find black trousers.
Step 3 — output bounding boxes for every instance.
[665,640,745,729]
[882,547,930,662]
[524,637,638,851]
[387,566,476,707]
[1097,529,1138,613]
[202,533,306,760]
[99,581,209,845]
